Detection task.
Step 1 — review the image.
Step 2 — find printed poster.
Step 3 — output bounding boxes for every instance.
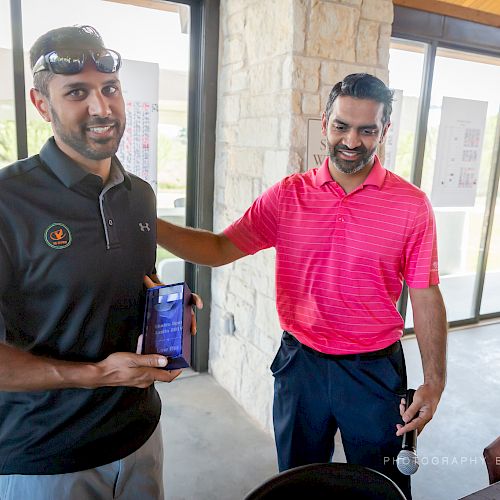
[431,97,488,207]
[116,59,159,192]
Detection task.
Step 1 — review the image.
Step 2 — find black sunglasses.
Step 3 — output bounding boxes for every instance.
[32,48,121,75]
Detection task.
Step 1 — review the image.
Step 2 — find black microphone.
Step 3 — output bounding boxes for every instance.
[396,388,419,475]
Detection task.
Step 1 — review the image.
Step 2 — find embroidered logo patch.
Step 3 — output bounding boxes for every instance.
[44,223,72,249]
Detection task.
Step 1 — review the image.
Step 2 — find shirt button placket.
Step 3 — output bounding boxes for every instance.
[337,198,345,223]
[337,196,345,222]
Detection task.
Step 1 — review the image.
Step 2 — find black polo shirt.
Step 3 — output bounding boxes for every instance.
[0,138,161,474]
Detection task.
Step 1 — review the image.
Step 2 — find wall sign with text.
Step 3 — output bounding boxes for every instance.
[306,119,327,170]
[116,59,159,192]
[431,96,488,207]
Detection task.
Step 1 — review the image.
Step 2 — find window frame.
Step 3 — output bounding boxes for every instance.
[393,5,500,330]
[8,0,219,371]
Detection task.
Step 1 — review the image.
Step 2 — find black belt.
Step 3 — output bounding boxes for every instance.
[284,332,400,361]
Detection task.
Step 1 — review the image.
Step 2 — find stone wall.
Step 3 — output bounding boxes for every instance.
[210,0,394,432]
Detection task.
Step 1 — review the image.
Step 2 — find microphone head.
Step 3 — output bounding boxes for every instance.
[396,449,419,475]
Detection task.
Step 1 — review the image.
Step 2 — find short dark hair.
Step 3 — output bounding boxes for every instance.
[324,73,394,126]
[30,25,106,97]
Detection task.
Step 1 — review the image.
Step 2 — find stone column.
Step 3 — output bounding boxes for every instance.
[210,0,394,432]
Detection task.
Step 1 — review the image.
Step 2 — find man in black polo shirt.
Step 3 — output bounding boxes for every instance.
[0,26,178,499]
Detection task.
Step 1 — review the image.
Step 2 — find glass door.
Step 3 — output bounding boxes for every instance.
[0,0,17,168]
[389,40,500,327]
[408,48,500,324]
[481,187,500,316]
[388,39,427,182]
[5,0,217,371]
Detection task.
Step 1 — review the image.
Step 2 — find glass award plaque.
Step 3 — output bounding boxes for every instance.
[142,282,192,370]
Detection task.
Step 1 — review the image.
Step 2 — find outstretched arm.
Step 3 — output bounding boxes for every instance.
[396,284,447,436]
[157,218,246,267]
[0,342,181,392]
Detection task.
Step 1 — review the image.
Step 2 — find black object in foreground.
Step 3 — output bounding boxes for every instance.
[142,282,192,370]
[397,388,419,475]
[244,463,407,500]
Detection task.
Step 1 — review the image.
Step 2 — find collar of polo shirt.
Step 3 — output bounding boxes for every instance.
[314,155,386,190]
[39,137,131,191]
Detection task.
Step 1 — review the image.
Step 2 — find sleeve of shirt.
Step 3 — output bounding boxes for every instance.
[223,180,282,255]
[403,195,440,288]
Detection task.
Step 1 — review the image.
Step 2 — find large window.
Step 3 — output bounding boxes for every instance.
[482,188,500,315]
[387,39,426,182]
[391,9,500,328]
[0,0,16,168]
[4,0,218,371]
[419,49,500,322]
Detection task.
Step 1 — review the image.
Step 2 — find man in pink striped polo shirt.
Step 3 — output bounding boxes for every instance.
[157,73,447,498]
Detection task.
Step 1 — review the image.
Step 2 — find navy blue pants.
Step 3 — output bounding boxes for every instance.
[271,331,411,498]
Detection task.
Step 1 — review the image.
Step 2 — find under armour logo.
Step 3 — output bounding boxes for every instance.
[139,222,151,232]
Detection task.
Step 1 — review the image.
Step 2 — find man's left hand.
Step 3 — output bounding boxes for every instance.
[395,383,444,436]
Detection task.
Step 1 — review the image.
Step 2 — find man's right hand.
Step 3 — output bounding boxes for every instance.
[0,343,183,392]
[93,352,183,388]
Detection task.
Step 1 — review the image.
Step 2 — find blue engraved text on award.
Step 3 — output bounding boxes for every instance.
[142,282,192,369]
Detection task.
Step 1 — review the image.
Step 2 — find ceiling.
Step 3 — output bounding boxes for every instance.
[445,0,500,15]
[393,0,500,27]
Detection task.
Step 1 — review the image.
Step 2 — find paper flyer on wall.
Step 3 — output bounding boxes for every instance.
[430,96,488,207]
[116,59,159,192]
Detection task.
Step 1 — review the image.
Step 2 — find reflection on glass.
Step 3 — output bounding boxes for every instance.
[21,0,190,282]
[407,48,500,325]
[481,190,500,315]
[0,0,17,168]
[388,39,426,182]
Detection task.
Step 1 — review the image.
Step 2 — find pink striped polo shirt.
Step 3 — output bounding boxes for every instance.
[224,156,439,354]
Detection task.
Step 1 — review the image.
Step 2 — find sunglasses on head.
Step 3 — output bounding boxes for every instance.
[32,48,121,75]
